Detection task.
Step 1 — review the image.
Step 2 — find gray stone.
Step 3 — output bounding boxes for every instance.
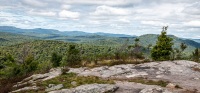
[71,81,77,86]
[166,83,176,89]
[126,72,148,78]
[45,84,63,92]
[12,68,62,92]
[68,60,200,92]
[139,88,172,93]
[11,60,200,93]
[11,86,39,93]
[49,84,118,93]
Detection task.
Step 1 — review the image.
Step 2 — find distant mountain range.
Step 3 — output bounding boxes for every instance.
[193,39,200,43]
[0,26,199,55]
[0,26,135,38]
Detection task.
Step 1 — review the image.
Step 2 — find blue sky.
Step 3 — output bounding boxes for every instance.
[0,0,200,38]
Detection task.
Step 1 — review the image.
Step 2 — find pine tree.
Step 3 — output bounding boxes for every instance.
[192,48,199,62]
[151,26,173,61]
[51,52,62,67]
[66,44,81,66]
[180,43,187,52]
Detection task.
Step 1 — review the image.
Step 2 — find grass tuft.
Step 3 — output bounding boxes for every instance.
[126,77,168,87]
[37,72,114,89]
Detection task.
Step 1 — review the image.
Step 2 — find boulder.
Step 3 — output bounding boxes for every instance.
[71,81,77,86]
[69,60,200,91]
[166,83,176,89]
[13,68,62,88]
[11,86,39,93]
[139,88,172,93]
[45,84,63,92]
[49,84,118,93]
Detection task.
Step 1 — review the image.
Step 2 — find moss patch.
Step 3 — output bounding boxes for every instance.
[127,77,168,87]
[37,72,114,89]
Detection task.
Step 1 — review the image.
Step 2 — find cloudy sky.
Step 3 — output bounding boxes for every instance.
[0,0,200,38]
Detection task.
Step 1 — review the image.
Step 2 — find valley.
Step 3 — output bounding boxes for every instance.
[0,26,200,93]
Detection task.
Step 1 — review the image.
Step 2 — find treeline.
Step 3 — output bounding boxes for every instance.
[0,40,117,78]
[0,27,200,79]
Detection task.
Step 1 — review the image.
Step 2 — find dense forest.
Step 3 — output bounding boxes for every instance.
[0,27,200,92]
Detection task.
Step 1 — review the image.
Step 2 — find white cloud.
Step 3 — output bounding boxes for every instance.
[182,1,200,15]
[58,10,80,19]
[60,0,142,6]
[21,0,47,7]
[119,18,131,23]
[61,5,71,9]
[141,21,167,27]
[184,21,200,27]
[1,0,200,38]
[28,10,56,17]
[91,5,131,16]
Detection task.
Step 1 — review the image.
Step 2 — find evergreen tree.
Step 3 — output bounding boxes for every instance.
[151,26,173,61]
[192,48,199,62]
[134,38,140,47]
[180,43,187,52]
[51,52,62,67]
[66,45,81,66]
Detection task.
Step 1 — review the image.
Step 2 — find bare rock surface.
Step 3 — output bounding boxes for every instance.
[69,60,200,92]
[48,84,118,93]
[11,86,39,93]
[45,84,64,92]
[11,60,200,93]
[12,68,62,92]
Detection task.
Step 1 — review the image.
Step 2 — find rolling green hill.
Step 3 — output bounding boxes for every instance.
[0,27,200,57]
[137,34,200,54]
[0,32,37,46]
[0,40,117,63]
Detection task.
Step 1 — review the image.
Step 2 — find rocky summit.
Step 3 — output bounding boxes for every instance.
[11,60,200,93]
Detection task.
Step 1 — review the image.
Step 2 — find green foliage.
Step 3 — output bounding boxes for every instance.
[0,40,117,65]
[0,32,35,46]
[172,43,188,60]
[37,61,52,73]
[114,39,129,61]
[130,38,144,61]
[130,47,144,61]
[38,72,114,89]
[134,38,140,47]
[0,49,38,78]
[66,45,81,66]
[137,34,200,56]
[180,43,187,52]
[51,52,62,67]
[128,77,169,87]
[10,55,38,77]
[151,29,173,61]
[24,55,38,73]
[192,48,200,62]
[0,53,15,69]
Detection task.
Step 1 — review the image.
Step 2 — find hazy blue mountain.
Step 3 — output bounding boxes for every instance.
[0,26,199,53]
[193,39,200,43]
[95,32,135,37]
[0,26,135,38]
[63,31,92,36]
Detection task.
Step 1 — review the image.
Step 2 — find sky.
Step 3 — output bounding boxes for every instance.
[0,0,200,38]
